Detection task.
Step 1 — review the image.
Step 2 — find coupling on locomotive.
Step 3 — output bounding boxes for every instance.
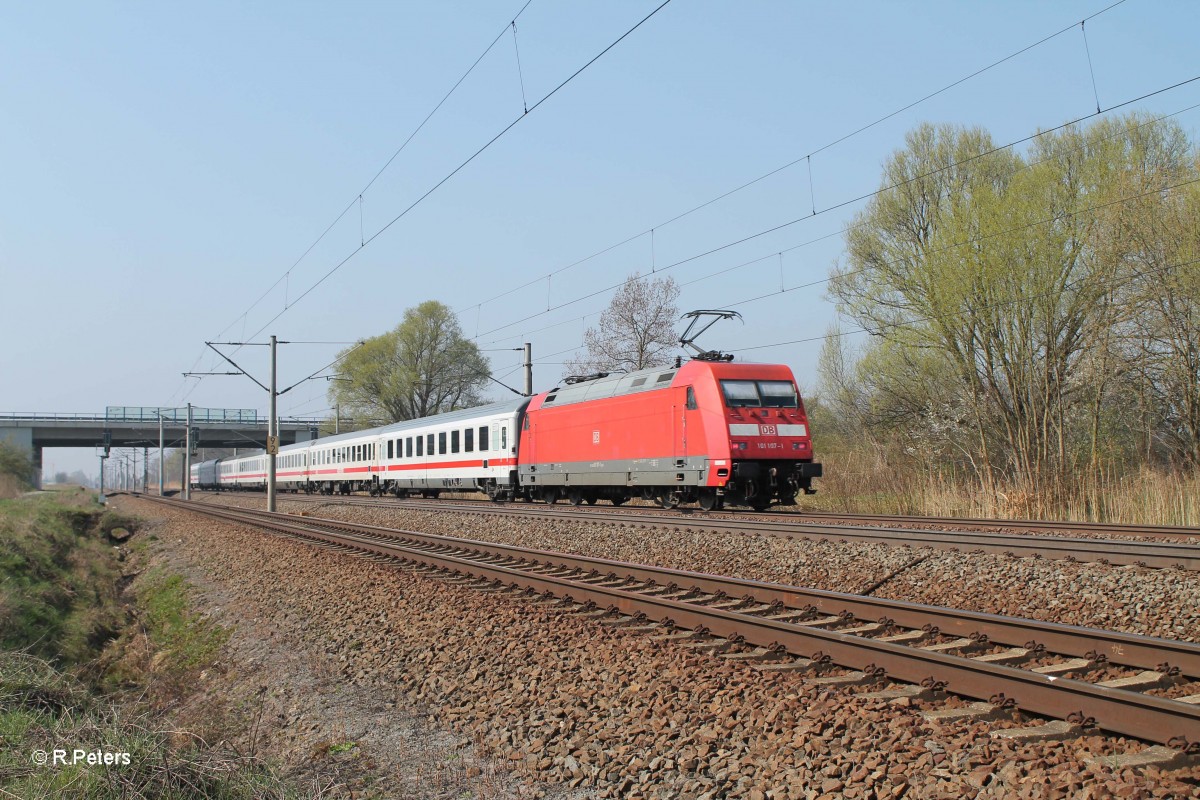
[191,358,821,511]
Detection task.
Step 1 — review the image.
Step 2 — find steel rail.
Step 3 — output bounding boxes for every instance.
[789,510,1200,539]
[145,496,1200,748]
[188,490,1200,540]
[205,503,1200,678]
[234,493,1200,570]
[271,492,1200,540]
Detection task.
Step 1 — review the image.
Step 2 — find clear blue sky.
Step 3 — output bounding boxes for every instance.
[2,0,1196,478]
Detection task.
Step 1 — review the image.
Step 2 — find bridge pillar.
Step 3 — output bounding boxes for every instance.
[31,446,42,490]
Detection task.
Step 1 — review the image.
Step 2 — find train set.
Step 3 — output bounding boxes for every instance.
[190,358,821,510]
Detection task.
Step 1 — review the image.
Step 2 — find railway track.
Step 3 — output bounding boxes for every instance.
[193,490,1200,540]
[193,491,1200,571]
[145,494,1200,753]
[789,510,1200,541]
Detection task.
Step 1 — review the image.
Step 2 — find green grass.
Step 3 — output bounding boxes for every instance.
[0,493,299,799]
[0,654,298,800]
[0,494,126,665]
[137,570,230,673]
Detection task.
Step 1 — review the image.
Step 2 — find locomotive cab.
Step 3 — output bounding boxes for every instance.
[711,369,822,510]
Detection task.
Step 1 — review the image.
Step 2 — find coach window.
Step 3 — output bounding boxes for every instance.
[451,430,460,453]
[416,436,424,457]
[479,426,488,452]
[406,437,413,458]
[427,434,434,456]
[439,432,447,455]
[686,386,698,410]
[464,427,473,452]
[501,426,507,451]
[387,440,393,460]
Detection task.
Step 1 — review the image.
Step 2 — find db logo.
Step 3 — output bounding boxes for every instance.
[759,424,777,436]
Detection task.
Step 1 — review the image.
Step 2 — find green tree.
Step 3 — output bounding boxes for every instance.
[330,300,490,424]
[0,441,34,487]
[828,117,1197,489]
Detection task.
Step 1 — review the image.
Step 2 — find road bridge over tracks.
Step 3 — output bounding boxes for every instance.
[0,407,325,488]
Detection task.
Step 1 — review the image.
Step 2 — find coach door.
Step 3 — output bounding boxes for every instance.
[670,386,690,461]
[680,385,700,462]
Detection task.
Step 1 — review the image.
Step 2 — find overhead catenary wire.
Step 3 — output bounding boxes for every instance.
[737,254,1200,355]
[473,76,1200,343]
[167,1,1129,408]
[456,0,1131,320]
[488,104,1200,376]
[167,0,537,406]
[723,173,1200,310]
[239,0,675,347]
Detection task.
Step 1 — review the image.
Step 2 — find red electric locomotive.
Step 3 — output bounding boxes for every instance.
[517,358,821,510]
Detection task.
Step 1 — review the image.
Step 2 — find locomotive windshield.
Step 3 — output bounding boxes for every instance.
[720,380,799,408]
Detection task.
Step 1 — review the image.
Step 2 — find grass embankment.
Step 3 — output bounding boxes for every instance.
[0,491,294,799]
[800,447,1200,526]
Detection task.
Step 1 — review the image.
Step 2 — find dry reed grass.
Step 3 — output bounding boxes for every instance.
[799,449,1200,526]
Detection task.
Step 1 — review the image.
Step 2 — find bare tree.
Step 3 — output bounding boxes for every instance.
[564,273,681,376]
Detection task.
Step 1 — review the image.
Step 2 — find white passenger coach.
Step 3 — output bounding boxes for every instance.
[191,398,529,499]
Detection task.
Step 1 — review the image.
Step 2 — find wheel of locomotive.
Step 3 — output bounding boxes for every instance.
[610,495,626,506]
[585,495,598,505]
[542,487,560,504]
[752,497,771,512]
[658,491,680,510]
[697,489,719,512]
[568,489,584,506]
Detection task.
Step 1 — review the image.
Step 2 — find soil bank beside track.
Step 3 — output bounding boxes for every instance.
[116,494,1200,799]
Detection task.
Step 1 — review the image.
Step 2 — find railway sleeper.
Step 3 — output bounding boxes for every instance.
[1031,657,1094,676]
[922,702,1009,723]
[809,670,883,688]
[721,647,790,664]
[1086,744,1200,771]
[991,719,1082,743]
[859,684,938,703]
[681,638,734,654]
